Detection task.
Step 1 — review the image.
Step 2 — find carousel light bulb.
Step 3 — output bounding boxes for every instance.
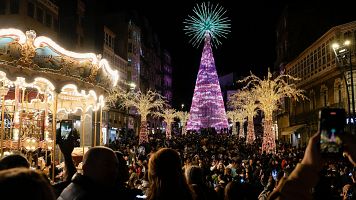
[13,129,19,141]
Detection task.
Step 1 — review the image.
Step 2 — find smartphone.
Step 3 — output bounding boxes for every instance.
[135,195,147,199]
[319,108,346,155]
[272,169,278,181]
[60,120,73,140]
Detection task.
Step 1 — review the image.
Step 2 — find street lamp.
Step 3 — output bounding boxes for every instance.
[181,103,185,110]
[129,82,136,91]
[332,40,355,132]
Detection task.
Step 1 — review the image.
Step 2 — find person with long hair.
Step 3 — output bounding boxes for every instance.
[0,167,56,200]
[146,148,195,200]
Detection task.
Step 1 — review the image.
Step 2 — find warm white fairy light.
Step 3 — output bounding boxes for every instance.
[0,28,26,44]
[33,77,55,94]
[0,28,119,88]
[176,111,190,135]
[120,90,166,143]
[99,59,119,87]
[0,28,120,152]
[34,35,119,87]
[226,110,245,136]
[34,36,98,64]
[120,90,166,123]
[229,89,258,143]
[241,69,306,153]
[154,108,177,139]
[0,70,103,114]
[12,128,19,141]
[24,137,38,151]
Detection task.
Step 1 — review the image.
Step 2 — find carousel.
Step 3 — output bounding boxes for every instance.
[0,28,118,178]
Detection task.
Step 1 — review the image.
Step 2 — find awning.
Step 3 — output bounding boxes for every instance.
[281,124,306,135]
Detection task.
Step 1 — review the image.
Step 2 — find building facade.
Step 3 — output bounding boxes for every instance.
[278,21,356,147]
[0,0,58,39]
[57,0,85,51]
[275,2,356,72]
[162,49,173,104]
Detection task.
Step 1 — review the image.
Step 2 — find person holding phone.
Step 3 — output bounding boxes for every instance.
[319,108,346,155]
[268,131,356,200]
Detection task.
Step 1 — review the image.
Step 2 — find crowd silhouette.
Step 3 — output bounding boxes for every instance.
[1,129,356,200]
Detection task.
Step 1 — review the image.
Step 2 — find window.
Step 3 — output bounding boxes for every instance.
[128,42,133,53]
[37,7,43,23]
[320,85,328,107]
[128,29,132,39]
[334,79,343,104]
[45,13,52,27]
[10,0,20,14]
[0,0,6,14]
[104,31,114,49]
[310,90,315,110]
[27,2,34,17]
[53,18,58,31]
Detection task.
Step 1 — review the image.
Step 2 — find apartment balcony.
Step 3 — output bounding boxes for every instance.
[290,109,319,126]
[290,102,345,126]
[38,0,58,15]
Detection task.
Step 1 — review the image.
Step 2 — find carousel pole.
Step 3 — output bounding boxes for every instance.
[94,109,97,146]
[17,87,25,150]
[99,106,103,146]
[81,111,85,161]
[44,93,49,140]
[12,85,19,145]
[1,95,6,158]
[51,93,58,182]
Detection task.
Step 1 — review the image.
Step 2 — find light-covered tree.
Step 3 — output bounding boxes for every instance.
[120,90,165,144]
[226,110,245,137]
[154,108,177,139]
[176,111,190,135]
[229,89,258,144]
[241,69,306,153]
[105,87,123,108]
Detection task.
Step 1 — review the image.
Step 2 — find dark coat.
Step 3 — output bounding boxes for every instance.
[57,173,138,200]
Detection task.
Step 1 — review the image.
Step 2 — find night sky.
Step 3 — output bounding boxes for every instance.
[104,0,287,108]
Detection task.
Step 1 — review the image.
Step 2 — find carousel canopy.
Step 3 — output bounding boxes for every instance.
[0,28,119,95]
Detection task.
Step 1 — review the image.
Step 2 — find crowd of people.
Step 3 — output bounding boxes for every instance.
[1,129,356,200]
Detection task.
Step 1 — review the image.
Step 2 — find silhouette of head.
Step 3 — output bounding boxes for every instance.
[148,148,182,183]
[0,167,55,200]
[82,146,119,186]
[0,154,30,170]
[148,148,193,200]
[185,165,204,185]
[115,151,129,184]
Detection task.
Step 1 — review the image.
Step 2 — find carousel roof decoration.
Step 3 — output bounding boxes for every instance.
[0,28,119,93]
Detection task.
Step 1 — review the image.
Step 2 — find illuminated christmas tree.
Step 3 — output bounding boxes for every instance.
[184,2,230,131]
